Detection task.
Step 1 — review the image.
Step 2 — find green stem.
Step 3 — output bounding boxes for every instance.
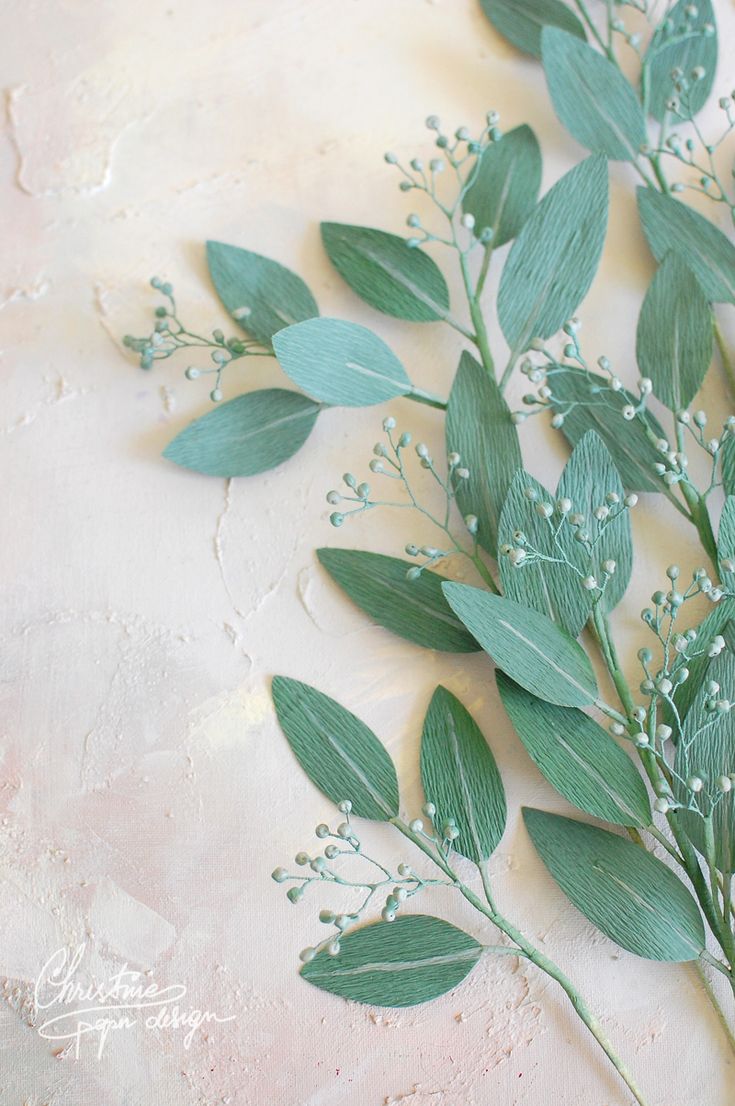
[695,959,735,1055]
[406,385,448,410]
[459,252,496,382]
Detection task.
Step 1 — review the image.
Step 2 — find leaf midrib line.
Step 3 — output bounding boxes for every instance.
[307,947,479,979]
[353,241,444,316]
[447,712,485,861]
[497,616,591,698]
[344,360,408,393]
[594,863,699,955]
[555,734,639,824]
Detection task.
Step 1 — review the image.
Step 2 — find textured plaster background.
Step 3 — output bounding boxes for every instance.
[2,1,735,1103]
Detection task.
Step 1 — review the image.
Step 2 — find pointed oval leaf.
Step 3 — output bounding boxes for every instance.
[480,0,586,58]
[320,223,450,322]
[498,156,608,351]
[636,252,713,412]
[718,496,735,589]
[497,674,651,827]
[301,915,483,1006]
[524,809,705,961]
[644,0,717,123]
[442,584,598,708]
[316,548,480,653]
[206,241,318,347]
[273,318,412,406]
[163,389,320,477]
[420,687,506,863]
[463,125,543,247]
[638,188,735,304]
[445,351,522,554]
[271,677,398,820]
[542,29,647,161]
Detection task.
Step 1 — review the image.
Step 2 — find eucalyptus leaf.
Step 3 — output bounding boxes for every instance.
[644,0,717,122]
[442,584,598,708]
[273,318,412,406]
[524,809,705,961]
[206,241,318,347]
[320,223,450,322]
[636,252,713,411]
[445,351,522,554]
[638,188,735,304]
[479,0,586,58]
[462,125,542,247]
[542,29,647,161]
[661,598,735,730]
[301,915,483,1006]
[718,496,735,589]
[271,677,399,820]
[162,389,320,477]
[420,686,506,863]
[722,436,735,496]
[497,674,651,827]
[316,548,480,653]
[498,155,608,352]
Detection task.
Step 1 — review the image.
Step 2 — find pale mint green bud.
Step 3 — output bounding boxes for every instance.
[409,818,424,833]
[271,867,289,882]
[286,886,303,903]
[315,823,330,838]
[299,947,316,963]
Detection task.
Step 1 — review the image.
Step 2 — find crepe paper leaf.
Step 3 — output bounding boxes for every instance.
[462,126,543,248]
[498,156,608,352]
[316,549,480,653]
[636,253,713,412]
[479,0,585,58]
[550,368,668,493]
[273,318,412,407]
[445,351,522,554]
[542,30,647,161]
[442,584,598,708]
[301,914,483,1006]
[206,241,318,348]
[498,471,591,637]
[638,188,735,305]
[661,598,735,731]
[420,687,506,863]
[718,496,735,589]
[524,810,705,960]
[556,431,632,615]
[644,0,717,123]
[271,677,398,821]
[320,224,450,322]
[722,436,735,497]
[163,389,320,477]
[497,674,652,827]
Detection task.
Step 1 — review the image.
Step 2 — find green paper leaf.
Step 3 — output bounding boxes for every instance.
[163,389,320,477]
[661,597,735,730]
[206,241,318,347]
[550,368,668,492]
[420,687,506,863]
[479,0,586,58]
[445,351,522,553]
[498,156,608,352]
[462,125,543,247]
[497,674,651,827]
[718,496,735,589]
[722,436,735,496]
[271,677,399,820]
[301,915,483,1006]
[644,0,717,123]
[442,584,598,708]
[636,252,713,412]
[638,188,735,305]
[316,549,480,653]
[542,29,647,161]
[273,318,412,406]
[320,223,450,322]
[524,809,705,961]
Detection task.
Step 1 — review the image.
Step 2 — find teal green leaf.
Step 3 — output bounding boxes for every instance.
[442,584,598,708]
[206,241,318,347]
[420,687,506,863]
[636,252,713,411]
[722,436,735,496]
[320,223,449,322]
[273,318,412,406]
[498,156,608,351]
[271,677,399,820]
[316,549,480,653]
[479,0,586,58]
[644,0,717,123]
[462,125,542,247]
[497,674,651,827]
[543,29,647,161]
[524,809,705,960]
[718,496,735,589]
[638,188,735,304]
[445,351,522,554]
[163,389,320,477]
[301,915,483,1006]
